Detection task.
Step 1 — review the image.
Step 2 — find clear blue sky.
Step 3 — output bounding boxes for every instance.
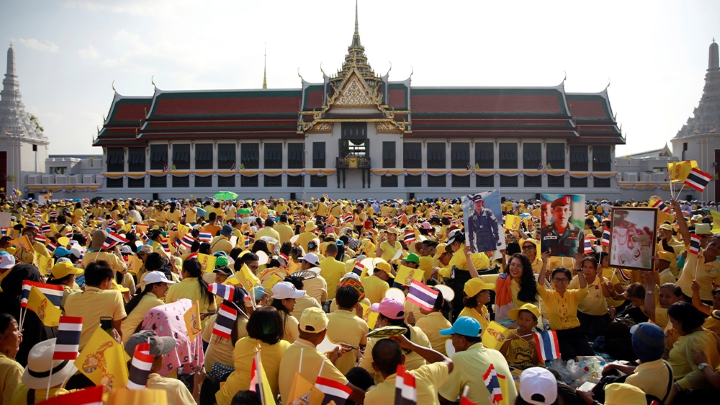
[1,0,718,155]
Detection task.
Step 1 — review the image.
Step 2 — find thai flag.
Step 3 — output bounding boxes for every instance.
[46,242,57,253]
[689,234,702,255]
[352,262,365,276]
[395,365,417,405]
[21,281,63,309]
[684,168,712,192]
[538,163,544,171]
[0,228,7,236]
[279,253,289,263]
[244,237,250,249]
[180,234,195,249]
[316,376,352,405]
[35,234,47,244]
[343,213,353,223]
[107,219,116,228]
[54,316,83,360]
[26,220,37,229]
[618,269,632,282]
[483,364,504,405]
[443,212,453,219]
[140,232,149,243]
[212,303,237,339]
[186,252,198,260]
[159,237,170,253]
[102,232,129,249]
[533,330,561,361]
[208,283,235,301]
[126,342,154,390]
[199,232,212,242]
[406,280,438,312]
[230,163,237,171]
[403,229,416,244]
[41,223,51,234]
[584,236,596,254]
[163,163,169,172]
[294,214,301,221]
[466,162,472,170]
[602,227,611,247]
[652,199,671,213]
[65,228,73,237]
[49,211,58,218]
[460,386,477,405]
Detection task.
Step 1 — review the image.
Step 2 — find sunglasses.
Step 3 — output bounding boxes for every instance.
[522,245,535,250]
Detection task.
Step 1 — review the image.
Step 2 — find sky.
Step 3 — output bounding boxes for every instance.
[0,0,718,156]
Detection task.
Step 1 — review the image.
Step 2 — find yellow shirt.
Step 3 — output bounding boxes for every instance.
[319,257,346,300]
[703,311,720,335]
[215,337,290,405]
[379,240,403,263]
[361,275,389,304]
[326,309,369,374]
[185,208,197,224]
[535,284,588,330]
[166,277,216,321]
[147,372,195,405]
[415,312,452,355]
[569,275,609,316]
[64,286,126,350]
[668,329,720,390]
[459,306,490,333]
[255,226,281,244]
[677,252,720,301]
[438,342,518,405]
[290,295,321,320]
[302,270,328,303]
[82,251,127,274]
[504,331,537,369]
[419,256,434,281]
[0,353,23,405]
[11,386,69,405]
[365,363,449,405]
[315,203,329,216]
[72,208,85,223]
[282,313,300,344]
[295,231,316,252]
[273,223,294,245]
[202,314,249,372]
[121,292,164,340]
[359,326,431,383]
[625,359,672,401]
[278,338,348,403]
[166,210,182,225]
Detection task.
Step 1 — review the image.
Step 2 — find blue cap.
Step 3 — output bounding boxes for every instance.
[253,286,266,302]
[630,322,664,363]
[439,316,481,337]
[54,246,72,257]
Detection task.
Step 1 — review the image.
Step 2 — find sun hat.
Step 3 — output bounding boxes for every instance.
[630,322,664,363]
[420,221,432,230]
[89,229,108,251]
[0,252,15,269]
[272,281,306,300]
[142,271,176,285]
[299,307,328,332]
[509,303,540,321]
[51,261,83,279]
[370,297,405,320]
[603,383,646,405]
[221,225,234,237]
[659,223,673,231]
[464,278,495,297]
[22,338,79,389]
[304,221,318,233]
[404,253,420,264]
[439,316,481,337]
[124,330,177,357]
[299,252,320,267]
[518,367,558,405]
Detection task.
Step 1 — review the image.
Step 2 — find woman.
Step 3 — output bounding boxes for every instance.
[536,254,593,360]
[520,239,543,274]
[166,202,182,227]
[71,202,85,224]
[676,231,720,304]
[121,271,176,339]
[667,302,720,392]
[45,261,83,309]
[269,281,305,343]
[0,313,23,405]
[166,258,216,329]
[414,288,452,355]
[493,252,538,327]
[203,286,250,373]
[459,278,495,332]
[215,307,290,405]
[569,256,615,341]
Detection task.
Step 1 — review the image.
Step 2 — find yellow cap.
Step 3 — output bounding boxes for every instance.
[509,303,540,321]
[374,260,395,278]
[433,243,447,260]
[51,261,84,279]
[299,307,328,332]
[603,383,646,405]
[111,279,129,293]
[464,278,495,297]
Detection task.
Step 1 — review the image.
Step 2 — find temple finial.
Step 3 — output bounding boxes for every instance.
[351,0,361,48]
[263,43,267,89]
[355,0,359,34]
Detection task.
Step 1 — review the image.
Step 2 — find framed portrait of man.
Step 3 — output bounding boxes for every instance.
[540,194,585,257]
[461,190,505,253]
[609,207,657,271]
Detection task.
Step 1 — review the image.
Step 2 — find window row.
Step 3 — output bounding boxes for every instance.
[380,175,611,188]
[105,175,330,188]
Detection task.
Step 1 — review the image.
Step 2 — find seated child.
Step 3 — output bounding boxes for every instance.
[501,303,541,369]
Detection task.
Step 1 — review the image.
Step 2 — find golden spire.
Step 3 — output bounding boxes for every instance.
[263,43,267,89]
[352,0,361,48]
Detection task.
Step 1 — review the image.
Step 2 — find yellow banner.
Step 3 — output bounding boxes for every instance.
[197,253,217,273]
[177,223,190,239]
[711,210,720,234]
[27,286,61,327]
[287,372,324,405]
[395,264,423,286]
[75,328,130,394]
[36,255,54,276]
[183,300,201,342]
[668,160,698,182]
[481,321,510,350]
[128,255,143,275]
[504,215,521,231]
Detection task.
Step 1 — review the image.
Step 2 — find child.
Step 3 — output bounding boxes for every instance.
[413,288,452,355]
[501,303,540,369]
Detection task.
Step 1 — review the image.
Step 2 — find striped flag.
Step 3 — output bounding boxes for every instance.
[46,242,57,253]
[212,303,237,339]
[208,283,235,301]
[35,386,103,405]
[395,365,417,405]
[198,232,212,242]
[102,232,129,250]
[163,163,168,172]
[651,199,671,213]
[249,352,275,405]
[21,280,63,308]
[41,223,52,234]
[316,375,352,405]
[618,269,632,282]
[230,163,237,171]
[158,236,170,253]
[584,236,597,254]
[244,237,250,249]
[26,220,37,229]
[460,386,477,405]
[352,262,365,276]
[689,234,702,255]
[180,234,195,249]
[54,316,83,360]
[684,168,712,192]
[343,213,354,223]
[602,227,611,247]
[406,280,439,312]
[482,364,504,405]
[49,210,58,218]
[126,342,154,390]
[403,229,416,244]
[0,228,7,236]
[533,330,561,361]
[35,234,47,244]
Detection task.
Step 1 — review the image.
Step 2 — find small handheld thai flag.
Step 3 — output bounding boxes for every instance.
[126,342,154,390]
[21,281,64,309]
[102,232,129,249]
[159,237,170,253]
[107,219,116,228]
[25,220,37,229]
[198,232,212,242]
[212,303,238,339]
[54,316,83,360]
[46,242,57,253]
[602,227,611,247]
[140,231,149,243]
[41,223,52,234]
[0,228,7,236]
[684,168,712,192]
[208,283,235,301]
[584,236,597,254]
[352,261,365,276]
[403,229,416,244]
[180,234,195,249]
[395,365,417,405]
[35,234,47,244]
[483,364,504,404]
[689,234,702,255]
[652,199,671,213]
[49,210,58,218]
[533,330,561,361]
[618,269,632,282]
[244,237,250,249]
[163,163,169,172]
[230,163,237,171]
[343,213,354,223]
[406,280,439,312]
[316,375,352,405]
[466,162,472,171]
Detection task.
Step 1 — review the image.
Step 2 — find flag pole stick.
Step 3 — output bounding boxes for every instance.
[694,255,700,281]
[46,357,53,400]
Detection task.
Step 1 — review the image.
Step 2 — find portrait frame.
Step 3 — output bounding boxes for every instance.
[539,194,585,257]
[461,190,505,253]
[608,207,658,271]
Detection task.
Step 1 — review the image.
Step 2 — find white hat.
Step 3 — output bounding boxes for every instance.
[120,245,133,254]
[271,281,306,300]
[22,338,78,389]
[519,367,557,405]
[142,271,176,285]
[341,272,360,281]
[299,253,319,266]
[0,252,15,269]
[70,245,84,259]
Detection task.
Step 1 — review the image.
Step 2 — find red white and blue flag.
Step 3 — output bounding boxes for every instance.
[343,213,354,223]
[25,220,37,229]
[21,281,63,309]
[180,234,195,249]
[244,237,250,249]
[352,262,365,276]
[212,303,238,339]
[406,280,439,312]
[102,232,129,250]
[652,199,671,213]
[584,236,597,254]
[49,210,58,218]
[533,330,561,361]
[689,234,702,256]
[403,229,416,244]
[35,234,47,244]
[208,283,235,301]
[684,168,712,192]
[198,232,212,242]
[41,223,52,234]
[602,227,611,247]
[483,364,504,405]
[230,163,237,171]
[46,242,57,253]
[126,342,154,390]
[54,316,83,360]
[395,365,417,405]
[316,376,352,405]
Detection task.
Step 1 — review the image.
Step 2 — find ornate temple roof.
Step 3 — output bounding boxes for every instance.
[674,40,720,140]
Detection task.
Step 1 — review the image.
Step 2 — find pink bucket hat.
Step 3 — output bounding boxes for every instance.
[370,297,405,320]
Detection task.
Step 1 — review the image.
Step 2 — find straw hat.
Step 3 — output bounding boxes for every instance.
[22,338,78,389]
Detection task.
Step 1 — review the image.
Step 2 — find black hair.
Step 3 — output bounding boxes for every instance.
[580,255,599,271]
[279,242,292,256]
[125,282,162,315]
[335,243,345,261]
[145,253,164,271]
[668,302,707,334]
[0,313,16,334]
[46,273,74,286]
[430,288,452,319]
[230,391,261,405]
[252,240,270,255]
[230,247,244,261]
[235,253,260,272]
[182,258,213,306]
[504,253,537,303]
[246,307,284,345]
[626,283,646,299]
[550,267,572,281]
[326,243,338,255]
[199,242,212,255]
[84,260,114,286]
[660,283,683,297]
[506,241,521,256]
[284,276,304,290]
[371,339,403,376]
[335,286,359,309]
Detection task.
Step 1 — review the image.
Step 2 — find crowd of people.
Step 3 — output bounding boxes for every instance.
[0,195,718,405]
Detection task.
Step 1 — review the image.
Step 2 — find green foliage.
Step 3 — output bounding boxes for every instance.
[29,114,44,132]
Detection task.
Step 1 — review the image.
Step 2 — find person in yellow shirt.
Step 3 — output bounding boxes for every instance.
[10,339,78,405]
[121,271,175,339]
[0,314,23,405]
[376,228,403,263]
[165,258,216,329]
[361,260,392,304]
[295,221,318,252]
[458,278,494,332]
[269,281,305,343]
[667,302,720,392]
[413,287,452,355]
[319,244,346,300]
[568,255,615,341]
[273,215,294,245]
[71,202,85,223]
[326,286,368,373]
[500,304,541,370]
[676,235,720,303]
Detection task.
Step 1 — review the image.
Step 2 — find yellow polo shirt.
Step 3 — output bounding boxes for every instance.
[82,251,127,274]
[315,203,329,217]
[215,337,290,405]
[273,223,294,245]
[302,270,328,303]
[365,362,448,405]
[295,231,316,252]
[147,372,195,405]
[361,275,389,304]
[202,314,249,372]
[459,305,490,333]
[278,338,348,404]
[569,275,609,316]
[625,359,672,401]
[326,309,369,374]
[166,277,216,318]
[0,353,23,405]
[121,292,165,340]
[291,295,322,319]
[64,286,126,350]
[379,240,403,263]
[282,313,300,343]
[359,326,431,383]
[319,257,346,300]
[415,312,452,355]
[677,252,720,301]
[703,311,720,335]
[668,329,720,390]
[535,284,588,330]
[11,386,70,405]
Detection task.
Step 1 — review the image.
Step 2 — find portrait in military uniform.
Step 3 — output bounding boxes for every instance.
[462,190,505,253]
[609,207,657,271]
[540,194,585,257]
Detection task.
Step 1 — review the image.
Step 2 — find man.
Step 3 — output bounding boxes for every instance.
[278,308,365,404]
[285,276,322,319]
[656,251,677,285]
[540,202,552,228]
[82,230,128,274]
[273,214,294,245]
[364,334,453,405]
[201,212,221,237]
[540,196,584,257]
[64,260,127,349]
[362,260,392,304]
[319,244,346,300]
[438,317,517,404]
[326,286,368,374]
[125,330,203,404]
[315,196,329,221]
[255,218,281,243]
[210,225,234,255]
[466,194,501,253]
[296,221,318,252]
[298,253,328,304]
